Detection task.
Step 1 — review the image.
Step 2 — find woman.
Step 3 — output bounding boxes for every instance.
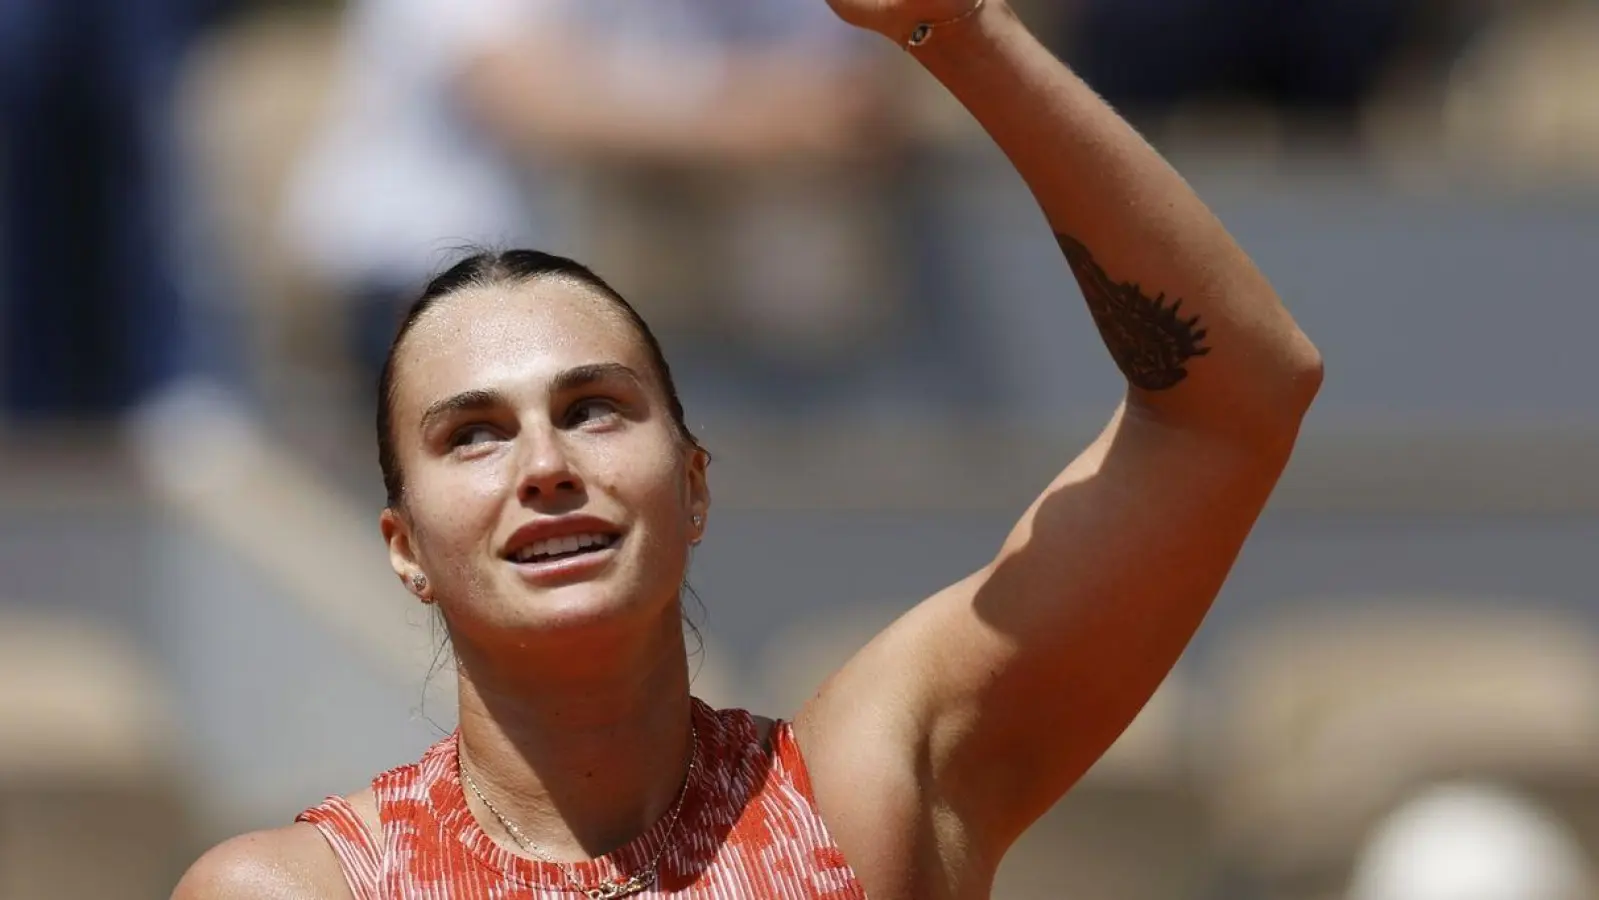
[175,0,1322,897]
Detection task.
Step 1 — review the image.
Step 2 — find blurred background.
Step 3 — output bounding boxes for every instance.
[2,0,1597,897]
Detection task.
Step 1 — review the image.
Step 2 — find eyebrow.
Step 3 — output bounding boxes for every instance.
[419,389,503,436]
[551,362,645,397]
[417,363,645,435]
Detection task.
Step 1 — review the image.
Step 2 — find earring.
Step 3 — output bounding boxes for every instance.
[692,515,704,528]
[410,572,429,597]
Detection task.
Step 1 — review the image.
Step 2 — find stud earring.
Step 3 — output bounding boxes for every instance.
[410,572,429,596]
[692,515,704,528]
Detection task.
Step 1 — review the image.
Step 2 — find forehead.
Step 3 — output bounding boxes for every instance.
[394,278,648,412]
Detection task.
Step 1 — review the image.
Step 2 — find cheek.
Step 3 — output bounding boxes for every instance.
[595,439,689,526]
[410,460,512,565]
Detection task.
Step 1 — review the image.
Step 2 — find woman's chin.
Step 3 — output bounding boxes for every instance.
[493,566,662,633]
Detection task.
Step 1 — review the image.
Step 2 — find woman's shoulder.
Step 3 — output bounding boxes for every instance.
[173,786,380,900]
[171,819,352,900]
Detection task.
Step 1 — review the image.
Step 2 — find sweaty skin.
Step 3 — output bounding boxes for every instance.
[173,2,1319,898]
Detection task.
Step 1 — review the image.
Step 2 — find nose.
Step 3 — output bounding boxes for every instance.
[514,428,584,506]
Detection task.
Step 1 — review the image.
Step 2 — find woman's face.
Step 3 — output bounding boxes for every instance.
[380,277,708,647]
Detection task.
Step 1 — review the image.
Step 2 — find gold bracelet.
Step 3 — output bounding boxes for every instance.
[905,0,988,50]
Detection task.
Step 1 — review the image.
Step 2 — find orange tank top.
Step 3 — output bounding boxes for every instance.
[296,699,866,899]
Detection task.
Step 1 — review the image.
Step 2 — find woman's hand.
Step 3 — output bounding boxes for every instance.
[823,0,993,42]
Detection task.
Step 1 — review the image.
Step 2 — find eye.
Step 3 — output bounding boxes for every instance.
[567,397,621,427]
[448,424,503,448]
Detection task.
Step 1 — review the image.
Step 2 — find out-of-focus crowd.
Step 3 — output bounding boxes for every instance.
[2,2,1598,899]
[3,0,1596,424]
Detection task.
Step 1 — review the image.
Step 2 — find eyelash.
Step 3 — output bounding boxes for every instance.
[448,424,502,449]
[567,397,622,427]
[445,398,622,449]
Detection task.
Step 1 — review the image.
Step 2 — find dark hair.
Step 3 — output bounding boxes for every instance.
[376,249,703,508]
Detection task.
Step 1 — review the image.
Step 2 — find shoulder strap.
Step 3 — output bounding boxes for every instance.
[770,720,820,803]
[296,795,383,900]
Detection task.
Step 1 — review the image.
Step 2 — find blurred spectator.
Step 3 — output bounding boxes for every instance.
[281,0,904,405]
[1053,0,1439,145]
[1347,782,1593,900]
[0,0,241,419]
[1440,0,1599,181]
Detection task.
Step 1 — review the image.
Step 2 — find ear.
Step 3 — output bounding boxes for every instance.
[685,446,711,539]
[380,506,424,593]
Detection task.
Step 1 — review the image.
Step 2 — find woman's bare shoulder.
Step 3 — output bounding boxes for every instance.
[169,790,376,900]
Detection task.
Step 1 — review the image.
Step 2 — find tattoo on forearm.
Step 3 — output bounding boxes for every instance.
[1056,233,1210,391]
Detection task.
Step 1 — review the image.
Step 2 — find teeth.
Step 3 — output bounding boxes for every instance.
[513,533,614,563]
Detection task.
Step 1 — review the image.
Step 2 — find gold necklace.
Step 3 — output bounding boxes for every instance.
[459,721,699,900]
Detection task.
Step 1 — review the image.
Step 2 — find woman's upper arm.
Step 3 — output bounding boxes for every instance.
[172,824,350,900]
[797,402,1301,881]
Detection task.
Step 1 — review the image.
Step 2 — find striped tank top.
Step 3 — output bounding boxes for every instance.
[296,699,866,899]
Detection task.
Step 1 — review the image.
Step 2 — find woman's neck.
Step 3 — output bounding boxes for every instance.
[453,614,697,861]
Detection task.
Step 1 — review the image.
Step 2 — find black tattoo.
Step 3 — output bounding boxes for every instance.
[1056,233,1210,391]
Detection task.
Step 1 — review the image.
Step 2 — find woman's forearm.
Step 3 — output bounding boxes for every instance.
[908,2,1322,434]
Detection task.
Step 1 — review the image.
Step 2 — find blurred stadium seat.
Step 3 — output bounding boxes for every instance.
[0,609,191,900]
[1202,602,1599,900]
